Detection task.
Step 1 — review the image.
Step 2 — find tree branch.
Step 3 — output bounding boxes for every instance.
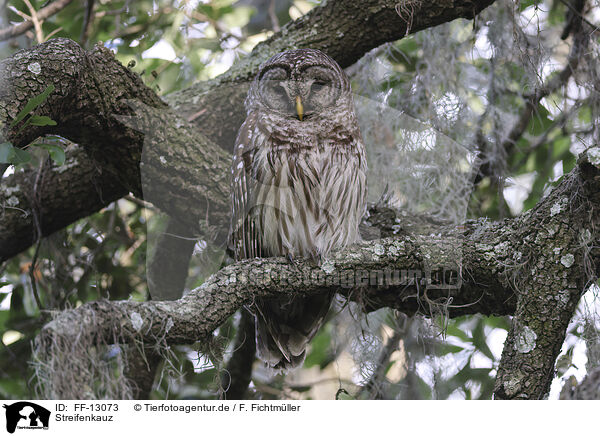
[493,150,600,399]
[0,39,231,262]
[169,0,497,152]
[220,309,256,400]
[0,145,126,262]
[0,0,74,42]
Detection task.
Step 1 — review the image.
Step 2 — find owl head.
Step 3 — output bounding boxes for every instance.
[247,49,353,122]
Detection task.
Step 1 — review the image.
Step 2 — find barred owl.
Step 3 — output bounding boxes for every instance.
[230,49,367,370]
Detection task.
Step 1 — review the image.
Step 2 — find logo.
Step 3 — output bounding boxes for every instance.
[3,402,50,434]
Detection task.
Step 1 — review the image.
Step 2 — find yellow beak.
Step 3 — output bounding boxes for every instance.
[295,95,303,121]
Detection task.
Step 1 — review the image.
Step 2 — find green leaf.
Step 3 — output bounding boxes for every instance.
[0,310,10,335]
[335,388,355,400]
[517,0,540,11]
[552,136,571,160]
[194,368,218,386]
[411,373,433,400]
[28,115,57,127]
[528,104,553,136]
[304,327,333,369]
[484,316,510,331]
[438,343,465,355]
[444,322,471,342]
[563,154,576,173]
[10,84,56,127]
[8,147,31,164]
[472,319,495,360]
[192,38,222,51]
[35,143,66,165]
[578,106,591,124]
[0,142,14,163]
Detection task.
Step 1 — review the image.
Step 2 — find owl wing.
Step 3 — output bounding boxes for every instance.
[229,111,263,260]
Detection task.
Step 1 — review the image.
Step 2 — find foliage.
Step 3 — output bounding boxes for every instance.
[0,85,63,166]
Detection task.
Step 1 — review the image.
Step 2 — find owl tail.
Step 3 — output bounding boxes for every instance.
[253,293,333,370]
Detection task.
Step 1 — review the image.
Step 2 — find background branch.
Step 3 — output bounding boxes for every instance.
[473,11,588,184]
[220,310,256,400]
[0,0,74,42]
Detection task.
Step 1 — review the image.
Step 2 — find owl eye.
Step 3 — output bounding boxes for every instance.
[311,79,330,93]
[259,80,292,111]
[273,83,287,97]
[265,82,288,102]
[306,77,338,110]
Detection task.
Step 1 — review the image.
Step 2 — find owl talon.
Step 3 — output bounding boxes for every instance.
[286,253,301,271]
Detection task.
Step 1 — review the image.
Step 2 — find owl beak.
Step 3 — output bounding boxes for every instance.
[295,95,304,121]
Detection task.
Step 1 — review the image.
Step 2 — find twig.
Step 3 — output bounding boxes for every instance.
[358,330,403,399]
[559,0,598,36]
[43,26,63,42]
[0,0,74,42]
[28,158,49,312]
[268,0,280,32]
[80,0,95,46]
[22,0,44,44]
[7,6,31,21]
[94,0,132,19]
[124,194,155,210]
[220,309,256,400]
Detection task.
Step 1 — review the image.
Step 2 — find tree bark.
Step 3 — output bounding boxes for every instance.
[1,145,126,262]
[493,152,600,399]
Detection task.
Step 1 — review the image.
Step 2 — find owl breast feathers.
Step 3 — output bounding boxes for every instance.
[229,48,367,370]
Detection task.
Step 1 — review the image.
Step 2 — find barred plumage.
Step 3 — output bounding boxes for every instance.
[229,49,367,370]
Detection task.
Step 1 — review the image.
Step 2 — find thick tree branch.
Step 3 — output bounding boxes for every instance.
[0,39,231,262]
[170,0,497,152]
[493,150,600,399]
[36,225,514,373]
[0,146,126,262]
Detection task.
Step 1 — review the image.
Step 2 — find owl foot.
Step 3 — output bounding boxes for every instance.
[310,252,322,267]
[286,253,301,271]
